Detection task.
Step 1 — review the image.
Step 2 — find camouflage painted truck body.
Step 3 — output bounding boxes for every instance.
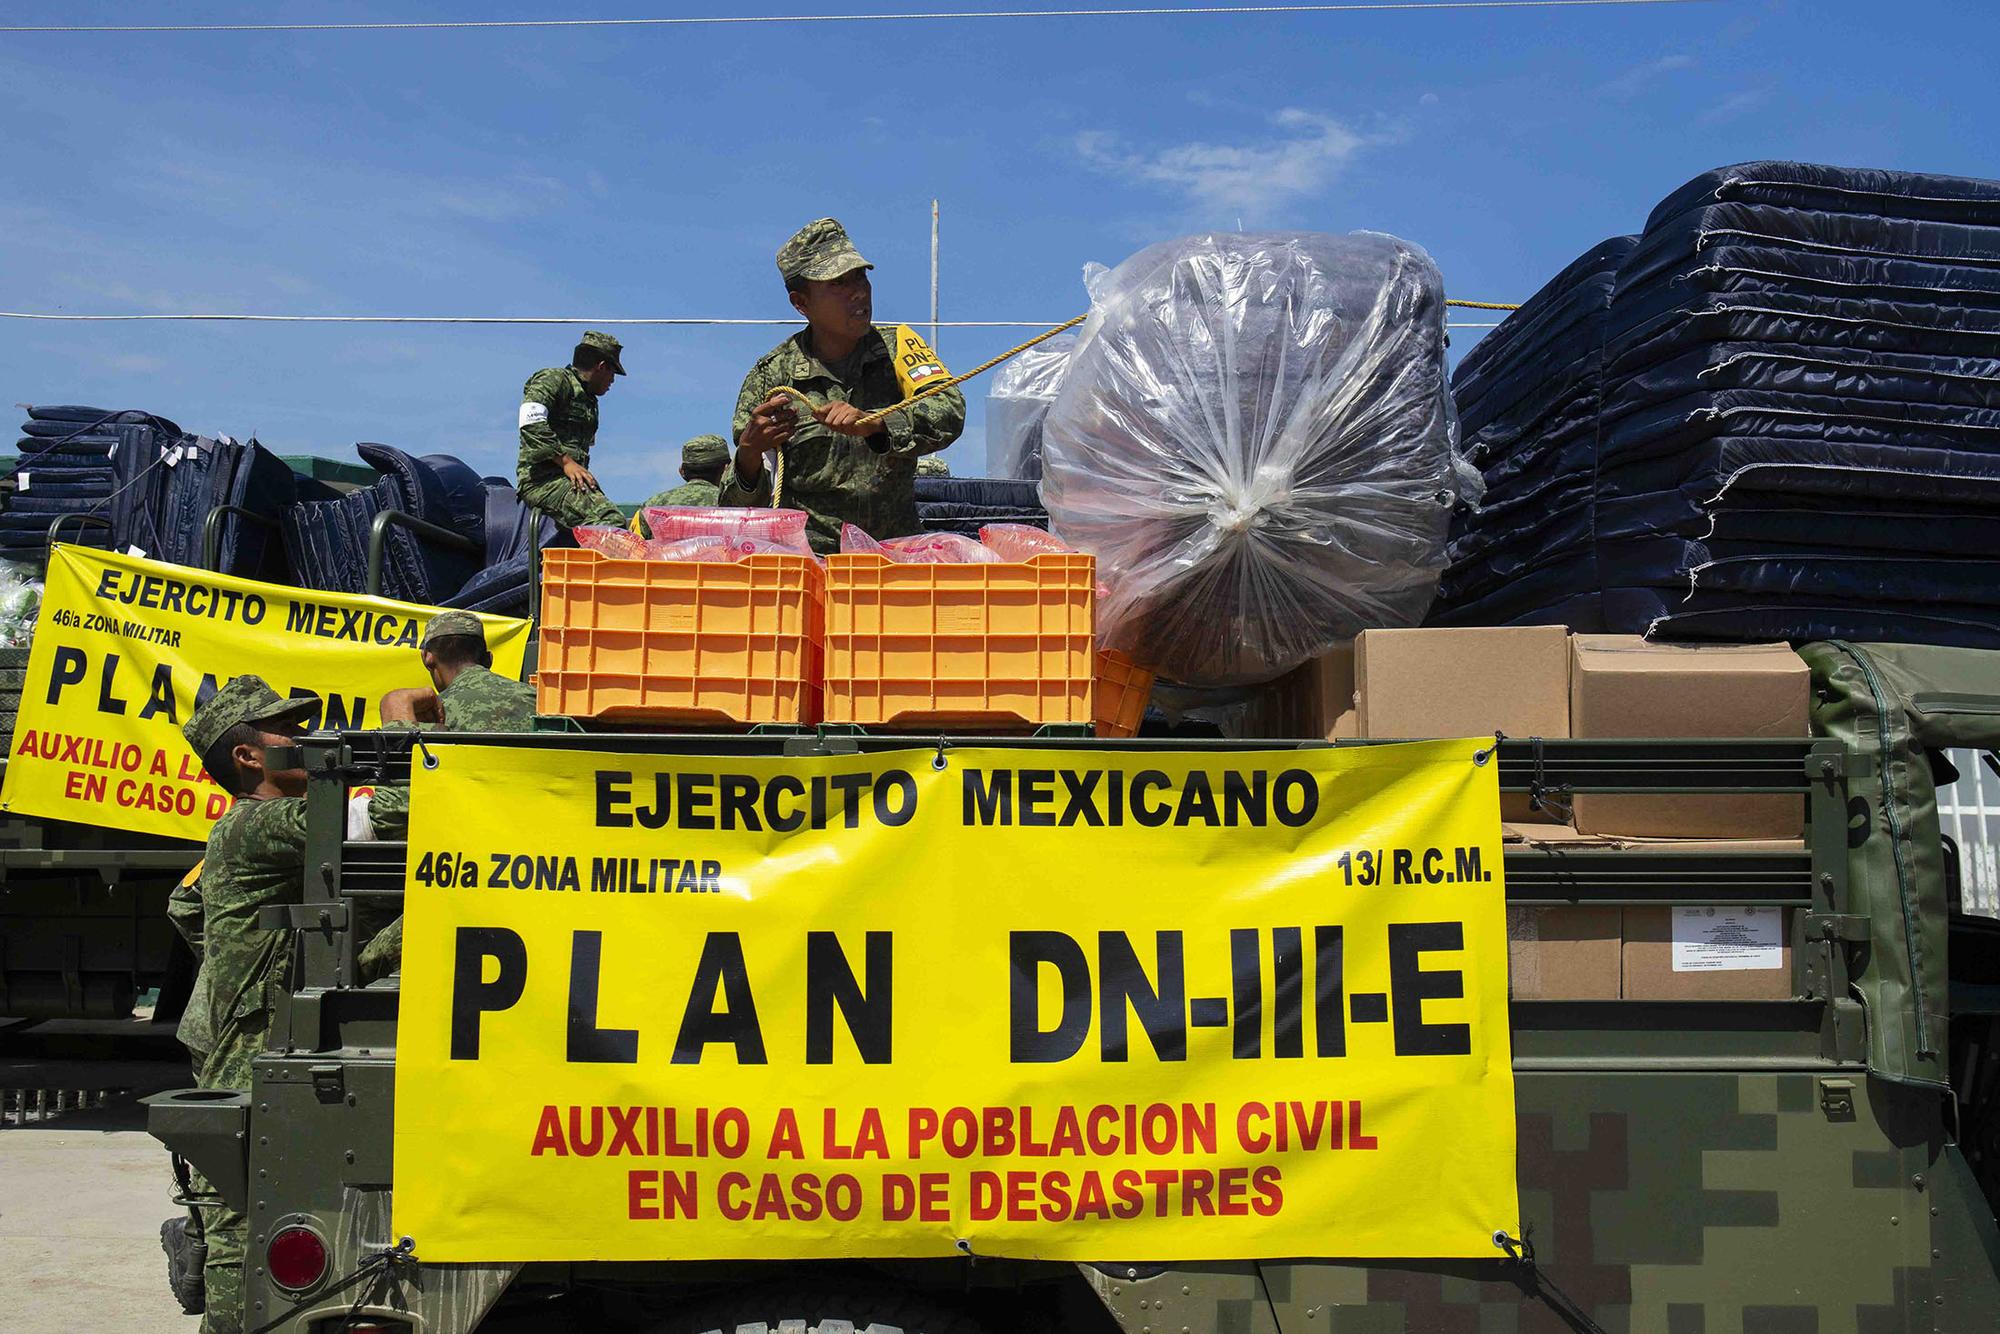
[149,641,2000,1332]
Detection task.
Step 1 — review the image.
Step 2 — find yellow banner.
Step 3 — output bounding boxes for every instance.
[394,740,1517,1262]
[0,546,530,841]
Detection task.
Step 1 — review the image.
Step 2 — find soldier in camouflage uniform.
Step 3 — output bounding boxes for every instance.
[180,677,412,1334]
[379,610,535,734]
[722,218,965,553]
[634,435,731,538]
[160,861,212,1315]
[517,330,628,530]
[365,612,537,983]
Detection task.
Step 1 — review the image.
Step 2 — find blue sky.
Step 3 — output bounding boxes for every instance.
[3,0,1997,499]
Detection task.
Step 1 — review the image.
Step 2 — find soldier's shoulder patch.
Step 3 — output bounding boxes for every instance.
[889,325,951,400]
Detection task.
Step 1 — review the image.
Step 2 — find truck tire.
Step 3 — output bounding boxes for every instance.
[654,1289,991,1334]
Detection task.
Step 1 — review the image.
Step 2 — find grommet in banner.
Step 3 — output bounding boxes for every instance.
[1473,731,1505,767]
[932,738,950,771]
[414,737,439,771]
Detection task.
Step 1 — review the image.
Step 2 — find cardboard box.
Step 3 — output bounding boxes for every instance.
[1568,636,1808,839]
[1357,626,1570,822]
[1621,906,1793,1001]
[1272,646,1357,740]
[1507,906,1622,1000]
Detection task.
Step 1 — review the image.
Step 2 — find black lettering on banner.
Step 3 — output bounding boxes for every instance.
[46,646,86,705]
[805,931,892,1064]
[677,772,716,830]
[1058,768,1104,827]
[1272,926,1305,1059]
[873,770,916,827]
[1009,931,1090,1063]
[450,926,528,1060]
[764,774,805,832]
[1314,925,1347,1057]
[717,773,762,831]
[673,933,767,1065]
[1130,771,1172,828]
[138,663,177,722]
[1456,846,1484,883]
[964,769,1010,825]
[596,771,633,828]
[1175,772,1218,827]
[1273,769,1318,826]
[1229,928,1262,1059]
[567,930,639,1064]
[1018,769,1056,826]
[1222,770,1266,826]
[1388,921,1471,1057]
[1099,931,1187,1062]
[97,652,126,715]
[828,772,869,829]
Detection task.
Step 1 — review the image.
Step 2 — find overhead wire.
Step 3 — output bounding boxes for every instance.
[0,2,1714,36]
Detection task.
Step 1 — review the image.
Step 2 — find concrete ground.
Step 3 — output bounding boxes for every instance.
[0,1019,197,1334]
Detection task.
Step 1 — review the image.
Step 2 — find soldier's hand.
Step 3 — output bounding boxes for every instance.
[814,401,882,437]
[561,456,600,494]
[741,393,799,453]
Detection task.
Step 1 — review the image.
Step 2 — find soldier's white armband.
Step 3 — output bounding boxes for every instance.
[519,402,549,428]
[346,792,378,842]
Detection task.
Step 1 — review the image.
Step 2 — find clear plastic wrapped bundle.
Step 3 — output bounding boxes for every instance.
[984,332,1078,480]
[641,506,812,554]
[1040,231,1478,686]
[840,524,999,563]
[0,562,42,648]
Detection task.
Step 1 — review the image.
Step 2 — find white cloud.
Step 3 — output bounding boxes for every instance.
[1074,108,1376,220]
[1699,87,1771,126]
[1597,53,1696,100]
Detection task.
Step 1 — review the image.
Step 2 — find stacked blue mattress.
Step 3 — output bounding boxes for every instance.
[4,406,295,578]
[914,475,1048,536]
[281,444,551,614]
[1434,161,2000,646]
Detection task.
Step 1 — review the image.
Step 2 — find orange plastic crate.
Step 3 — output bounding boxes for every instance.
[537,548,825,725]
[824,552,1096,729]
[1093,649,1155,738]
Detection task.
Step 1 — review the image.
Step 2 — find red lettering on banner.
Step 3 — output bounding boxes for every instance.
[1349,1100,1376,1150]
[531,1105,567,1156]
[767,1107,803,1159]
[628,1171,659,1220]
[822,1106,887,1160]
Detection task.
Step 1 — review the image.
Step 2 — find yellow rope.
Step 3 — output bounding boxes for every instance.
[759,299,1518,506]
[764,314,1088,507]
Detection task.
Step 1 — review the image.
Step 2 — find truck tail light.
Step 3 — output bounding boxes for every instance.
[266,1224,330,1291]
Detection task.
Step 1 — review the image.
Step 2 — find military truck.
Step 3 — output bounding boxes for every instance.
[147,639,2000,1332]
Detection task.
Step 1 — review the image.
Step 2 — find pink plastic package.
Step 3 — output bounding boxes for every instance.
[841,526,1000,563]
[649,534,818,563]
[978,523,1073,561]
[572,525,648,560]
[642,506,811,554]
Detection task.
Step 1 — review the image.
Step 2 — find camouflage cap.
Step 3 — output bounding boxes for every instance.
[421,609,486,651]
[681,434,730,469]
[577,330,627,376]
[182,675,316,763]
[916,456,951,478]
[776,218,872,284]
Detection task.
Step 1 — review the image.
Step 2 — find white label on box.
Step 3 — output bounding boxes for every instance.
[1672,906,1783,972]
[15,473,26,492]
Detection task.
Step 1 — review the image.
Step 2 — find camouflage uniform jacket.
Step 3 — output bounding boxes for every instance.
[167,866,212,1065]
[635,479,720,536]
[197,794,410,1088]
[517,366,600,491]
[720,326,965,553]
[438,664,536,732]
